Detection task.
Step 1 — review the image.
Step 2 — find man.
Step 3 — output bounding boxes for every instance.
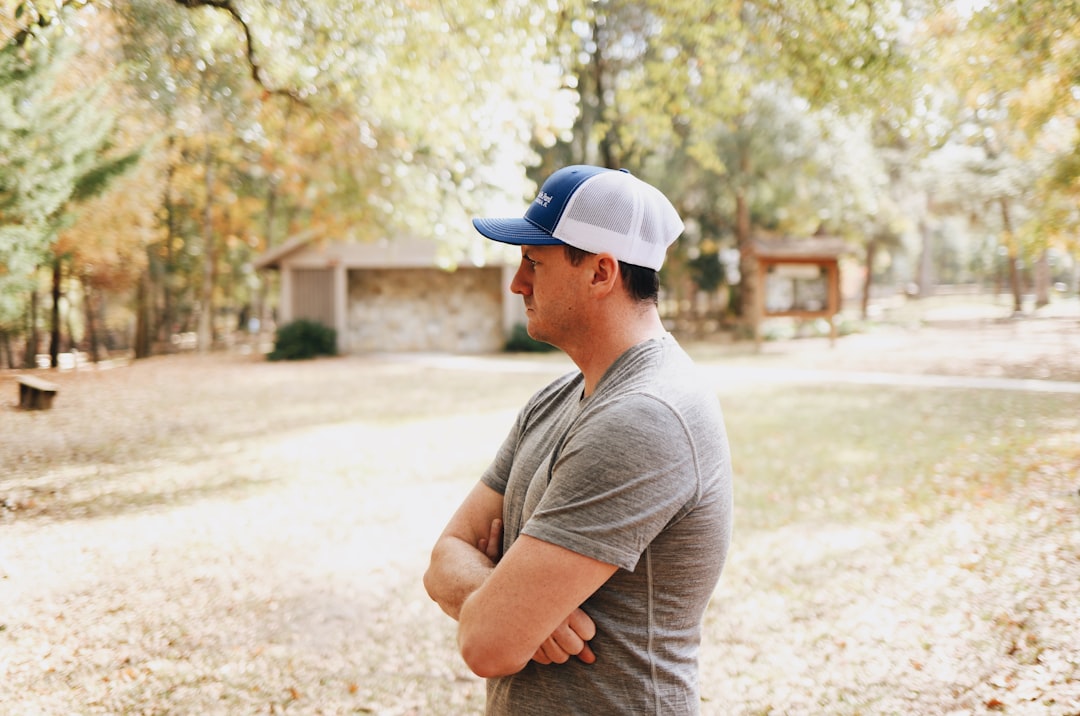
[423,165,733,715]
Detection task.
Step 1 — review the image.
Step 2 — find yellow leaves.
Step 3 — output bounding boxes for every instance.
[58,146,168,289]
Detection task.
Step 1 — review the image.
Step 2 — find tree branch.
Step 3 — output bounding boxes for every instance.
[7,0,88,48]
[171,0,308,104]
[9,1,308,105]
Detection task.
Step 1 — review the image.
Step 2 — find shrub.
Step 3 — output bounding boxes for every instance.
[504,323,558,353]
[267,319,337,361]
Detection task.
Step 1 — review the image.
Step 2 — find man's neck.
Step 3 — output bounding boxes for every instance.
[568,310,667,398]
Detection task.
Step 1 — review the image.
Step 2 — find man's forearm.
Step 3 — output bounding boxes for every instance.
[423,535,496,620]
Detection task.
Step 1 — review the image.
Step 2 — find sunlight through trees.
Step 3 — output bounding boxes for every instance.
[1,0,1077,363]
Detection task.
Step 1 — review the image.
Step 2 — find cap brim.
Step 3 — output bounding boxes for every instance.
[472,218,565,247]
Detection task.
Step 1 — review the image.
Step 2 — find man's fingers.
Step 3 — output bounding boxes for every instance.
[537,638,568,664]
[530,610,598,667]
[566,608,596,641]
[534,635,595,666]
[474,519,501,563]
[483,519,502,561]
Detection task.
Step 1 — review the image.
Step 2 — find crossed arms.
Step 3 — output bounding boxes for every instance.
[423,481,618,678]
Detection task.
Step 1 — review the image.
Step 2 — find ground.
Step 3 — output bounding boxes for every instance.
[1,306,1078,715]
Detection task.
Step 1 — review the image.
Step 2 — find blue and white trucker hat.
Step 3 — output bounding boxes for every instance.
[472,165,684,271]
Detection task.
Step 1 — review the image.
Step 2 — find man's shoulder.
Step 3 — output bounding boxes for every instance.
[532,369,582,402]
[600,342,717,414]
[517,370,583,423]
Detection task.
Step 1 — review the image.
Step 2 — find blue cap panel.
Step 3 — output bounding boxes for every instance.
[472,165,613,246]
[471,218,564,246]
[522,165,611,234]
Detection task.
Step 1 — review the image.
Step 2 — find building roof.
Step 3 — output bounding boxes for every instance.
[253,230,518,271]
[253,231,320,270]
[750,237,848,261]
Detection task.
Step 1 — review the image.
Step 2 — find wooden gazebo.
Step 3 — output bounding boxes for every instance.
[750,237,847,346]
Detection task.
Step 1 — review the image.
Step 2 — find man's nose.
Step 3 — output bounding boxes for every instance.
[510,265,531,296]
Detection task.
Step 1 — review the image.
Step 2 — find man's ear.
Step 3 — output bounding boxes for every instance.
[590,254,620,295]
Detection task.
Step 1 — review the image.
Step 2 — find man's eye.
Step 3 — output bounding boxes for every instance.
[524,257,538,268]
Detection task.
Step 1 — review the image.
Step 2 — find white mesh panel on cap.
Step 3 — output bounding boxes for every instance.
[563,175,635,236]
[551,170,683,270]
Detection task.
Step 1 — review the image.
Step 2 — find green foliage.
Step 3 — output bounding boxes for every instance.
[0,31,137,331]
[503,323,558,354]
[687,249,725,293]
[267,319,337,361]
[0,41,68,327]
[69,150,144,204]
[529,0,920,323]
[7,0,1076,354]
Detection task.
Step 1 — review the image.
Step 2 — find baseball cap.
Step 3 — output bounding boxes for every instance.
[472,165,685,271]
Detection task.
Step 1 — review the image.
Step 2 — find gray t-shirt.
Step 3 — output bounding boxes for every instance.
[480,334,733,715]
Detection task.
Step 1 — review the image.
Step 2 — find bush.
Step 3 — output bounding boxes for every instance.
[267,319,337,361]
[504,323,558,353]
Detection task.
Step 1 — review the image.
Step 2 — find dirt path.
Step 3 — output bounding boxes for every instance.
[1,409,525,714]
[1,317,1078,715]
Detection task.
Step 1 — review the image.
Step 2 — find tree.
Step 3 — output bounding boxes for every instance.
[12,0,994,353]
[919,0,1080,310]
[528,0,922,330]
[0,28,139,367]
[100,0,564,352]
[56,146,166,361]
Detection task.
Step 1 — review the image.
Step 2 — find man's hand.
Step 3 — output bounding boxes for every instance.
[424,483,504,621]
[475,518,595,667]
[531,607,597,666]
[476,518,502,564]
[442,493,617,678]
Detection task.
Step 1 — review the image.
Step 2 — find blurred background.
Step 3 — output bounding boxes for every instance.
[2,0,1078,364]
[3,5,1079,713]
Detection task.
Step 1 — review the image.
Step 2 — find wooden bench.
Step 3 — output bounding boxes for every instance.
[17,374,59,410]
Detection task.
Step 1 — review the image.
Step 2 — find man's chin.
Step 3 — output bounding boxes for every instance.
[525,323,549,346]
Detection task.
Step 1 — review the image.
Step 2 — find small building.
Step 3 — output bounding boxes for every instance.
[254,233,523,354]
[750,236,847,344]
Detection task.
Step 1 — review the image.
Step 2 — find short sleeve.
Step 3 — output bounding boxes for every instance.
[481,370,582,497]
[480,417,519,496]
[520,394,700,571]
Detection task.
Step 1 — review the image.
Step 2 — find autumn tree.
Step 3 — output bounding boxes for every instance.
[914,0,1080,311]
[100,0,566,353]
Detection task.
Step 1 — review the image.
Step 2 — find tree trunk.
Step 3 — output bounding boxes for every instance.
[999,198,1023,314]
[64,301,77,360]
[197,145,216,353]
[0,330,11,369]
[160,139,178,346]
[861,238,878,320]
[916,216,934,298]
[1033,249,1050,308]
[25,287,39,368]
[1006,253,1023,313]
[134,270,153,359]
[734,144,756,339]
[256,178,278,344]
[83,278,101,363]
[49,256,62,369]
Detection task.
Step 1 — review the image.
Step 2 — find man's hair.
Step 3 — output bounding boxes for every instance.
[564,245,660,304]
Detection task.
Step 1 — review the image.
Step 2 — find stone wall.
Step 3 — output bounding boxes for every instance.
[345,266,504,353]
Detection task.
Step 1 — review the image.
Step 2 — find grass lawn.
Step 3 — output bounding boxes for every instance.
[1,346,1077,715]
